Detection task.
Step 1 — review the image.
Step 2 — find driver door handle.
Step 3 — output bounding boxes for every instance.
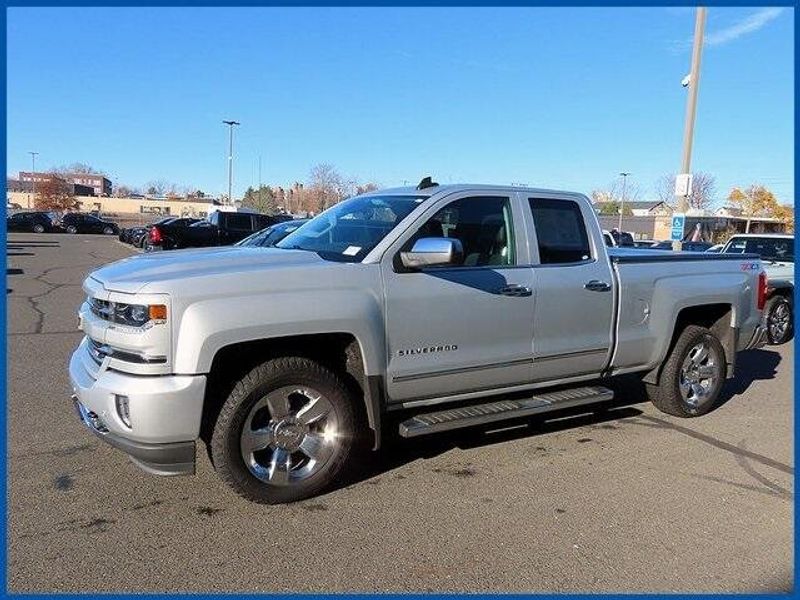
[584,280,612,292]
[499,284,532,297]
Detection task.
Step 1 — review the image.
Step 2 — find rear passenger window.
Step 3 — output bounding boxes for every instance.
[529,198,591,264]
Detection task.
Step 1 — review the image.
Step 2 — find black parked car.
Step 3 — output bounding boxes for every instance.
[6,211,58,233]
[142,217,202,251]
[147,211,292,250]
[235,219,309,248]
[61,212,119,235]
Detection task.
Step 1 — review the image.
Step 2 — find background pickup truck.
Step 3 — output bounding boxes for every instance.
[69,182,768,504]
[147,210,293,250]
[721,233,794,345]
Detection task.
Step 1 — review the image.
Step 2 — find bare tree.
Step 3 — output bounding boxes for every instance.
[654,172,716,210]
[307,163,350,212]
[53,162,105,175]
[590,178,642,206]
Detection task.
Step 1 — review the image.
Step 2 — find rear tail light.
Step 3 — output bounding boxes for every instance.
[757,271,768,311]
[149,226,163,244]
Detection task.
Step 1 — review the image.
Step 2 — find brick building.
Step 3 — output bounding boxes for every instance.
[19,171,112,197]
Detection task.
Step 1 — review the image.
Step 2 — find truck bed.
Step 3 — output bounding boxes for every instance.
[609,248,761,263]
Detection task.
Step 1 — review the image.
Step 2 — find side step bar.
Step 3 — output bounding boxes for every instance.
[398,385,614,438]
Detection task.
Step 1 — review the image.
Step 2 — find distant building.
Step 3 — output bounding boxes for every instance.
[18,171,112,197]
[8,176,93,196]
[594,200,673,217]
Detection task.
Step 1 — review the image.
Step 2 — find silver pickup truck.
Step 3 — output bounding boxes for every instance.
[69,182,768,503]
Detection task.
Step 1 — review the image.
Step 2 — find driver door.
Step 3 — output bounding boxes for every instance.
[381,192,535,403]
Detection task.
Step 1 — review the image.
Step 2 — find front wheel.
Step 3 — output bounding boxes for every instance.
[646,325,725,418]
[32,223,45,233]
[103,226,115,235]
[211,357,359,504]
[765,295,793,345]
[66,225,78,234]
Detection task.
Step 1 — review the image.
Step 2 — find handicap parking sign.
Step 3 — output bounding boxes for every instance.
[671,214,685,242]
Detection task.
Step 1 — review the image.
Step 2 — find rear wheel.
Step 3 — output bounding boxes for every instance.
[66,225,78,234]
[211,357,359,504]
[765,295,793,345]
[32,223,45,233]
[103,226,114,235]
[646,325,725,418]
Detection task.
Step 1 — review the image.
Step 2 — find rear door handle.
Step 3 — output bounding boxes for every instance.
[499,284,532,297]
[584,280,612,292]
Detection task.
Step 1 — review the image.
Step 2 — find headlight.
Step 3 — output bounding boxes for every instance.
[90,298,167,327]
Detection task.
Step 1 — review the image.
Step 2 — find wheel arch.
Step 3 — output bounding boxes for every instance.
[642,303,735,385]
[201,332,384,450]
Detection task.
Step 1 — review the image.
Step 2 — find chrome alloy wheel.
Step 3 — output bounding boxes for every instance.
[240,386,339,486]
[767,299,791,343]
[679,341,720,411]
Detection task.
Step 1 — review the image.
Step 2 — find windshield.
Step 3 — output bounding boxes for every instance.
[724,237,794,262]
[275,195,425,261]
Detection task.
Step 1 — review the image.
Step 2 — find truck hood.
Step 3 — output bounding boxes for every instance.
[90,246,325,294]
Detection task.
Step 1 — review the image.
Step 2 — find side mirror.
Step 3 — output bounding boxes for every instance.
[400,237,463,269]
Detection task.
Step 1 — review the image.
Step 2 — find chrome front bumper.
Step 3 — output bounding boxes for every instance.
[69,338,206,476]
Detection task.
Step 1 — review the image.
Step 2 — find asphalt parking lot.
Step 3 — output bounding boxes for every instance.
[6,232,794,593]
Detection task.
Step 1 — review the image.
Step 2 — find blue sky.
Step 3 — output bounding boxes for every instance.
[6,6,794,204]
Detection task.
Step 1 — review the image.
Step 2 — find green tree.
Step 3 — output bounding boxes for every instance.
[241,185,277,214]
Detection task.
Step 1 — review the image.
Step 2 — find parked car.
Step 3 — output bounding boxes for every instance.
[142,217,202,251]
[602,230,616,247]
[722,233,794,345]
[61,212,119,235]
[651,240,713,252]
[235,219,309,248]
[70,181,768,504]
[148,210,293,250]
[6,211,58,233]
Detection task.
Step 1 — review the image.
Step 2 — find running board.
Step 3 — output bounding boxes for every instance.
[398,385,614,438]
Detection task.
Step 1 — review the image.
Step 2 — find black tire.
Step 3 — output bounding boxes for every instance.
[765,295,793,345]
[66,225,78,234]
[32,223,45,233]
[211,357,359,504]
[646,325,725,418]
[103,226,115,235]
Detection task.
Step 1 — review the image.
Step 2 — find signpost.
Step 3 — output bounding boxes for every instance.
[671,214,686,242]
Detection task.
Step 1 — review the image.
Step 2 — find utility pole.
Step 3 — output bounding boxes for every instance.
[258,155,262,209]
[28,151,39,206]
[674,7,706,251]
[222,120,240,204]
[618,172,631,232]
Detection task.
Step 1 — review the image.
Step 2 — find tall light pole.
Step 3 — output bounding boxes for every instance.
[222,120,240,204]
[28,151,39,206]
[674,7,707,251]
[618,172,631,232]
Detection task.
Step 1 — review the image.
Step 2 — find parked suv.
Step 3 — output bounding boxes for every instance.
[61,212,119,235]
[6,211,57,233]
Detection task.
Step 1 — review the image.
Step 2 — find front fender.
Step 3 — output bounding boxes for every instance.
[172,289,386,376]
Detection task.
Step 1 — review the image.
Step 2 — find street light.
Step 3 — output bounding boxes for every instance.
[28,151,39,206]
[222,120,240,204]
[673,7,707,251]
[618,172,631,232]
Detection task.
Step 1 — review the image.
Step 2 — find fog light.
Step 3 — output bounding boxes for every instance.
[115,394,131,428]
